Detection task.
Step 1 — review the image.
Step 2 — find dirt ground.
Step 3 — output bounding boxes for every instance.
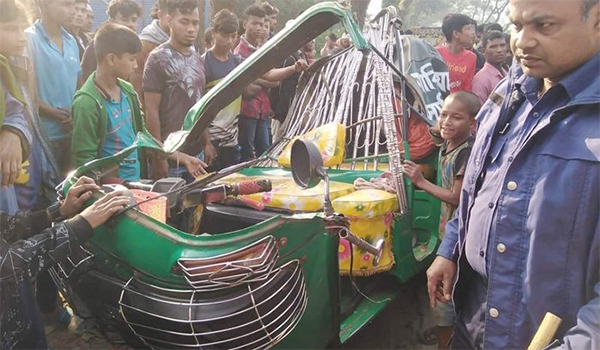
[342,273,437,350]
[47,273,437,350]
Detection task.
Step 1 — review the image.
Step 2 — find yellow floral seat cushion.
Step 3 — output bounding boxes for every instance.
[218,175,355,212]
[278,122,346,168]
[332,189,399,218]
[332,189,399,276]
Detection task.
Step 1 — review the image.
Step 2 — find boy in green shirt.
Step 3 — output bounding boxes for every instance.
[71,22,146,180]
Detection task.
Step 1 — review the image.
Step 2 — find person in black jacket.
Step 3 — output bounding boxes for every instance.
[269,49,308,141]
[0,176,130,349]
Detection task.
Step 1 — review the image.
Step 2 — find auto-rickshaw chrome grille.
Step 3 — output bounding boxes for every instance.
[177,236,279,291]
[119,260,307,350]
[48,245,95,318]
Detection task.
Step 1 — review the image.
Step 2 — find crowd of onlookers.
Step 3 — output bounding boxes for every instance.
[434,14,512,104]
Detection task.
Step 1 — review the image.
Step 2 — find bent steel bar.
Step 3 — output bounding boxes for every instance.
[165,2,368,156]
[177,236,280,290]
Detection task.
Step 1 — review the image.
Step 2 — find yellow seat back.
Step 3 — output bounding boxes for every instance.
[278,122,346,168]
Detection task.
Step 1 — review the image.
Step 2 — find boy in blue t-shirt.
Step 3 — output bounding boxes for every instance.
[72,23,147,181]
[203,9,244,171]
[25,0,82,177]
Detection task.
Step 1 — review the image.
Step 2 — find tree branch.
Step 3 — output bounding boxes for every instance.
[482,1,493,22]
[492,0,510,23]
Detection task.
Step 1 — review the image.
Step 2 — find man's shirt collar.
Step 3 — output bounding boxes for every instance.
[483,61,506,79]
[558,53,600,101]
[240,35,258,52]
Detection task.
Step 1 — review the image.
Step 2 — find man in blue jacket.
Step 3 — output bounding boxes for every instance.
[426,0,600,348]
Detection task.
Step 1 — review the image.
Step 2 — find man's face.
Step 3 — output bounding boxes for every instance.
[83,6,94,32]
[111,52,138,80]
[327,38,337,49]
[45,0,76,28]
[484,37,508,66]
[168,8,200,47]
[439,96,474,141]
[266,14,277,31]
[455,24,475,48]
[475,31,483,44]
[509,0,600,82]
[0,19,27,57]
[213,30,237,52]
[111,12,139,31]
[260,20,270,42]
[244,15,266,43]
[71,2,87,29]
[303,39,315,51]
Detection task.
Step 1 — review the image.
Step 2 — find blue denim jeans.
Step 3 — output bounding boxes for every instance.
[238,116,271,161]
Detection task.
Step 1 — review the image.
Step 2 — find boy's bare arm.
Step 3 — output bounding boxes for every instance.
[403,160,461,206]
[255,58,309,88]
[255,78,279,88]
[202,129,216,166]
[143,92,162,140]
[143,92,169,179]
[39,101,70,122]
[261,59,308,82]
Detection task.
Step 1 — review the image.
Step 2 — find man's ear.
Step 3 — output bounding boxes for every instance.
[592,2,600,32]
[243,20,248,32]
[452,29,460,42]
[106,53,116,66]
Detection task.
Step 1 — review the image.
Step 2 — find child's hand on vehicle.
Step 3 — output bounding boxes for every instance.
[403,160,425,187]
[181,153,207,178]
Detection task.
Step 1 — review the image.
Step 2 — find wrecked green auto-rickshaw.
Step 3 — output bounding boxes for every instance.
[52,2,450,349]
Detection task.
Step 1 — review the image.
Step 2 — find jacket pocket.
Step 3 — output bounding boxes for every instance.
[537,136,600,162]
